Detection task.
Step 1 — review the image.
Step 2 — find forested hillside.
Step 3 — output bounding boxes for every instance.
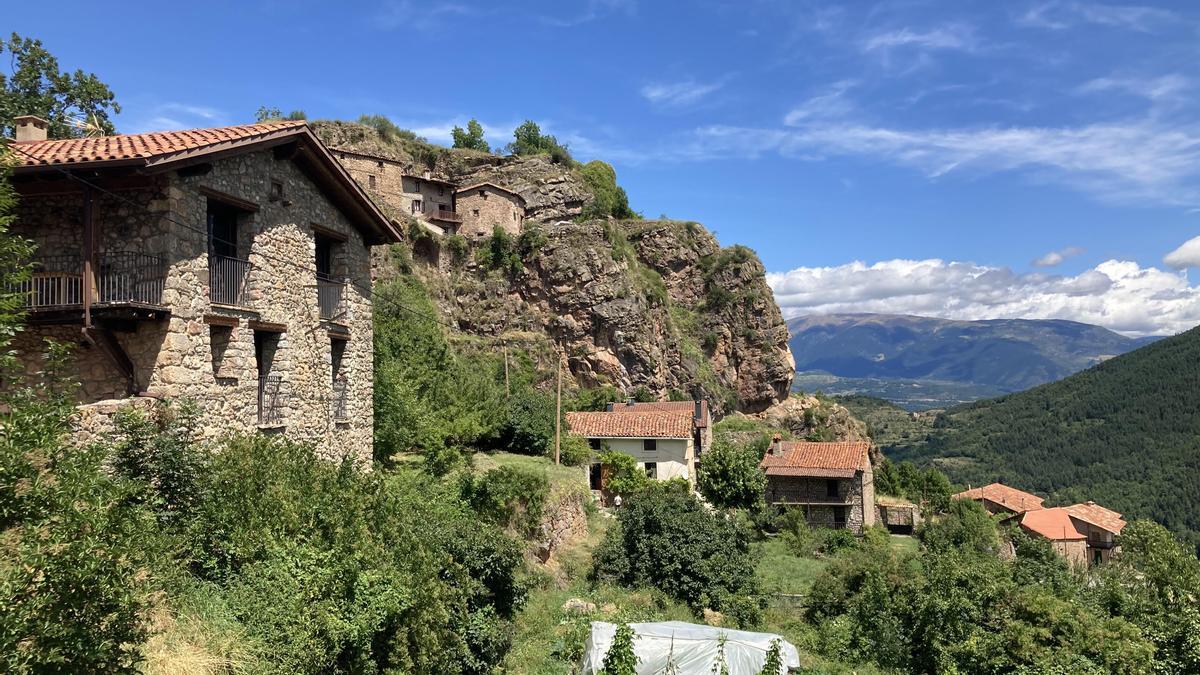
[888,324,1200,552]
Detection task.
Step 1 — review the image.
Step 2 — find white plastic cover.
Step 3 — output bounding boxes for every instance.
[580,620,801,674]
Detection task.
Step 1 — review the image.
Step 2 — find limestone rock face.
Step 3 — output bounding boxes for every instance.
[447,154,593,222]
[751,395,870,442]
[425,219,795,415]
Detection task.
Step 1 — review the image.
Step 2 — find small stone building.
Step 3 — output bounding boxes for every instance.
[875,494,923,535]
[455,182,526,238]
[1015,502,1126,568]
[760,440,876,534]
[954,482,1045,515]
[332,149,460,235]
[7,116,401,463]
[566,406,699,492]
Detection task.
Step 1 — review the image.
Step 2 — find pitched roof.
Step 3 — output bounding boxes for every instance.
[456,181,527,204]
[1065,502,1126,534]
[759,441,870,478]
[1020,508,1087,541]
[12,121,308,167]
[9,121,401,245]
[954,483,1044,513]
[606,401,710,428]
[566,411,693,439]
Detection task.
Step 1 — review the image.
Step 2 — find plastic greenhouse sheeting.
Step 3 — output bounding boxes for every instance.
[580,621,800,674]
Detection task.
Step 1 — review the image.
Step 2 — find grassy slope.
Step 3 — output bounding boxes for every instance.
[888,324,1200,551]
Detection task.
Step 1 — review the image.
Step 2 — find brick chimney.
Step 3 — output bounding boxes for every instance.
[769,433,784,457]
[14,115,48,143]
[626,397,636,407]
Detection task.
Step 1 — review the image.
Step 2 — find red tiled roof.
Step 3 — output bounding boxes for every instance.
[456,181,526,204]
[759,441,870,478]
[12,121,308,168]
[566,411,693,439]
[607,401,709,428]
[1020,508,1087,541]
[954,483,1044,513]
[1065,502,1126,534]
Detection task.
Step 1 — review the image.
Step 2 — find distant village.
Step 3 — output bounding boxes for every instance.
[7,113,1125,573]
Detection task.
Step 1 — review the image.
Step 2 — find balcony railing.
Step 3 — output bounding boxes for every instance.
[428,208,463,223]
[317,276,346,321]
[15,252,166,309]
[1087,539,1118,550]
[332,376,349,420]
[210,254,250,306]
[258,374,285,425]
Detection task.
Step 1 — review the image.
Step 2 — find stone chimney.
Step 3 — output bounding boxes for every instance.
[14,115,48,143]
[605,402,614,412]
[626,397,636,407]
[694,400,703,422]
[769,433,784,457]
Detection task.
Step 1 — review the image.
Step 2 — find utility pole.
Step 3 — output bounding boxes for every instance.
[503,340,510,397]
[554,352,562,465]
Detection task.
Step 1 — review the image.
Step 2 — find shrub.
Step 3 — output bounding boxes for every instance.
[591,489,760,615]
[578,160,637,220]
[358,113,424,143]
[600,623,639,675]
[696,440,766,510]
[445,233,469,259]
[918,497,998,554]
[597,451,649,497]
[559,433,593,467]
[493,388,556,457]
[517,225,548,259]
[463,465,551,536]
[109,399,207,524]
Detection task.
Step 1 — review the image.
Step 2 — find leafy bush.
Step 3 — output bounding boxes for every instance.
[493,388,556,457]
[357,113,424,143]
[918,497,999,554]
[600,623,639,674]
[109,399,206,524]
[507,120,572,164]
[696,440,766,510]
[597,451,649,497]
[445,233,469,259]
[475,226,524,276]
[591,488,761,619]
[578,161,637,220]
[463,465,551,536]
[559,433,593,467]
[517,225,548,259]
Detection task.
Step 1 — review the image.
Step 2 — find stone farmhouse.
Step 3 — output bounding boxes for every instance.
[566,400,709,493]
[760,440,876,534]
[454,182,527,239]
[954,482,1045,515]
[331,148,527,242]
[955,483,1126,567]
[7,116,401,463]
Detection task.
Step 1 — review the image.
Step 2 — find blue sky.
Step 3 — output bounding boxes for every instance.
[11,0,1200,335]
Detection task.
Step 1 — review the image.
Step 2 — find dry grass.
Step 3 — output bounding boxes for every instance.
[141,588,260,675]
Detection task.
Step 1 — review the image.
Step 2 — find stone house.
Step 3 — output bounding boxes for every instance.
[332,149,460,235]
[455,182,526,239]
[7,116,401,463]
[954,482,1045,515]
[760,440,876,534]
[1014,502,1126,568]
[566,407,698,492]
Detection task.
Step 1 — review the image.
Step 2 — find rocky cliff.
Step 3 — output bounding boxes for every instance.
[315,121,795,415]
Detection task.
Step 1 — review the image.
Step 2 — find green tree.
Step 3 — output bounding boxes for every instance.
[591,488,760,618]
[494,387,557,457]
[919,496,999,554]
[0,33,120,138]
[696,440,766,510]
[507,119,572,164]
[451,119,490,152]
[599,623,639,675]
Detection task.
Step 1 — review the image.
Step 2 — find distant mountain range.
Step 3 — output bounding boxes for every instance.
[787,314,1161,407]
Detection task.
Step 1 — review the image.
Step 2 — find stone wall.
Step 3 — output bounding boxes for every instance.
[455,185,525,238]
[333,150,454,229]
[766,473,870,533]
[11,148,377,464]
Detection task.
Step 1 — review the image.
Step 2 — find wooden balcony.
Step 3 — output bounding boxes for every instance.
[15,252,168,323]
[428,208,463,223]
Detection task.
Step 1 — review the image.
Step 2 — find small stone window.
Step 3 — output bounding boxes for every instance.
[376,160,384,168]
[643,439,657,452]
[438,186,444,196]
[269,181,284,202]
[210,325,234,379]
[826,479,839,499]
[412,199,423,214]
[479,190,487,199]
[833,506,847,527]
[368,174,377,189]
[644,462,658,479]
[589,438,601,450]
[472,208,480,217]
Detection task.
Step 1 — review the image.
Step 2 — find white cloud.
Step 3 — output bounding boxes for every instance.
[768,257,1200,336]
[373,1,475,30]
[1076,74,1191,103]
[121,102,230,133]
[1018,2,1177,32]
[1032,245,1085,267]
[539,0,636,27]
[783,80,857,125]
[861,24,979,53]
[1164,236,1200,269]
[640,80,724,108]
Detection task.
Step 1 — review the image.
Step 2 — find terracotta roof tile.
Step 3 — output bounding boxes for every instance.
[759,441,870,477]
[607,401,709,428]
[566,411,693,439]
[1020,508,1087,541]
[12,121,307,167]
[1065,502,1126,534]
[954,483,1044,513]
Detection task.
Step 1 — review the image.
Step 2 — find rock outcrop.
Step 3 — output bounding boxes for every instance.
[426,219,793,415]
